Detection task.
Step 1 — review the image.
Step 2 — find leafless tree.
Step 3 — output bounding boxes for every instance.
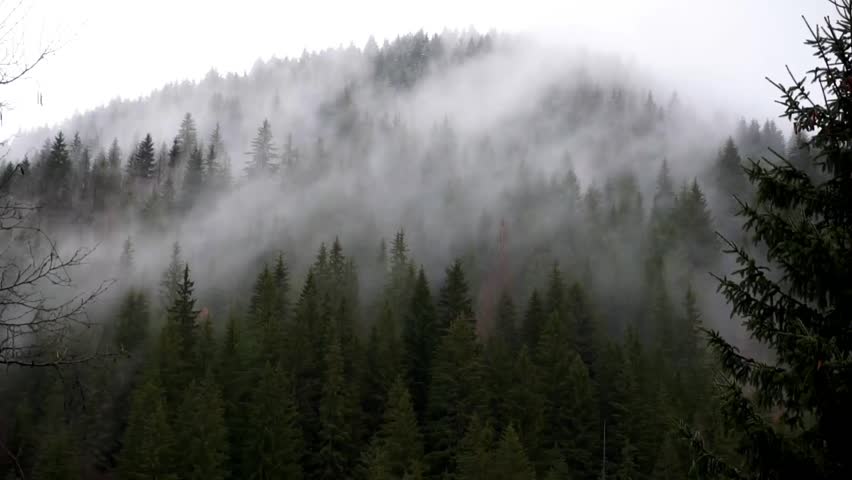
[0,1,112,368]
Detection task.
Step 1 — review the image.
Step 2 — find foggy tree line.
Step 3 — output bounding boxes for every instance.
[0,4,848,478]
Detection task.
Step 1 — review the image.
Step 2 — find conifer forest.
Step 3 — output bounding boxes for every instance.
[0,1,849,479]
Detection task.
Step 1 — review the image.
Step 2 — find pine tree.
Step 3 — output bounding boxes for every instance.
[281,132,300,171]
[686,5,852,479]
[315,328,354,479]
[174,378,228,480]
[160,264,200,400]
[494,291,518,350]
[436,259,473,332]
[492,425,535,480]
[178,113,198,161]
[364,377,425,478]
[426,317,485,475]
[522,289,545,348]
[362,301,402,435]
[246,119,277,177]
[536,312,598,478]
[248,265,284,364]
[570,282,601,374]
[243,362,304,480]
[403,267,437,420]
[206,123,230,189]
[120,236,134,274]
[41,131,72,214]
[115,288,150,352]
[182,145,204,209]
[32,386,82,480]
[159,241,184,309]
[714,137,748,214]
[652,158,676,213]
[118,377,177,480]
[128,133,157,181]
[218,309,249,479]
[454,415,495,479]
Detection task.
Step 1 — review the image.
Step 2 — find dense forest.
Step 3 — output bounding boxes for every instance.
[0,1,849,479]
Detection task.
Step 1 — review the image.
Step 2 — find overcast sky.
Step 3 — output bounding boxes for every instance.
[0,0,833,139]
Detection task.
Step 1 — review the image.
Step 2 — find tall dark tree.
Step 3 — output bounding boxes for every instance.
[41,132,73,213]
[426,317,485,476]
[118,377,176,480]
[174,378,229,480]
[436,259,473,332]
[244,363,304,480]
[687,5,852,479]
[128,134,157,181]
[403,267,437,420]
[245,119,277,177]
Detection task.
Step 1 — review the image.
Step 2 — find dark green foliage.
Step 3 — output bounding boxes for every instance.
[363,377,424,478]
[159,241,183,308]
[426,317,485,476]
[688,5,852,479]
[174,378,228,480]
[178,113,198,159]
[522,289,545,348]
[128,134,157,181]
[118,377,177,480]
[315,328,354,479]
[160,264,201,402]
[41,132,73,213]
[714,137,748,214]
[536,311,598,478]
[246,119,276,177]
[436,259,473,332]
[454,415,495,480]
[492,425,536,480]
[403,267,437,420]
[494,291,518,350]
[114,289,150,352]
[244,363,304,480]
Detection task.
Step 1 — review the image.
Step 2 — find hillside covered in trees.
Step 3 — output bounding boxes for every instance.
[0,7,843,479]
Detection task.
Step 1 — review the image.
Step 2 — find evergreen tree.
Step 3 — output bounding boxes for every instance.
[403,267,437,420]
[248,265,284,364]
[492,425,536,480]
[315,328,354,479]
[41,131,72,214]
[174,378,229,480]
[494,291,518,350]
[246,119,277,177]
[454,415,495,480]
[714,137,748,214]
[536,312,598,478]
[120,236,134,274]
[244,363,304,480]
[178,113,198,161]
[115,288,150,352]
[687,6,852,479]
[128,134,157,181]
[281,132,300,171]
[160,264,200,400]
[182,145,204,209]
[436,259,473,332]
[159,241,184,309]
[426,317,485,475]
[522,289,545,349]
[118,377,177,480]
[363,377,425,478]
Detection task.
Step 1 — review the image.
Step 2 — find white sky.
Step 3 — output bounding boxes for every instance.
[0,0,834,138]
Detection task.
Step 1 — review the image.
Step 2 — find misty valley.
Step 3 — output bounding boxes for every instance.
[0,2,849,480]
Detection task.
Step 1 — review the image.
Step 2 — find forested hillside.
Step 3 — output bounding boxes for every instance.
[0,14,839,480]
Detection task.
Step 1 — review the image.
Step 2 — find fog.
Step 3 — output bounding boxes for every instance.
[0,25,777,351]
